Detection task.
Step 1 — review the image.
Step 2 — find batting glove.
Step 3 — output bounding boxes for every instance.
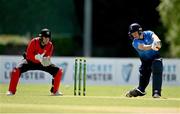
[151,41,161,51]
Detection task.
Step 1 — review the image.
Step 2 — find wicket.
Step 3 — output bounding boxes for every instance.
[74,58,86,96]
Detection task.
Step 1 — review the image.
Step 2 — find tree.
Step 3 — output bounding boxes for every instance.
[158,0,180,57]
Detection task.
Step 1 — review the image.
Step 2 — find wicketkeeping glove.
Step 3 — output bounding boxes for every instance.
[35,53,44,62]
[41,57,51,67]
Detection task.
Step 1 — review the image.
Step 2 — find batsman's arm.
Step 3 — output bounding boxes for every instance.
[152,33,161,49]
[138,44,152,50]
[152,33,161,42]
[138,41,161,51]
[138,33,161,51]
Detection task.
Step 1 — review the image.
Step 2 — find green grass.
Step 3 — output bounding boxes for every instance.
[0,84,180,114]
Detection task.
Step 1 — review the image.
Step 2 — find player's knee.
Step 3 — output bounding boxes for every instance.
[152,59,163,73]
[53,68,63,78]
[12,68,20,74]
[59,68,63,74]
[139,67,151,76]
[10,68,21,78]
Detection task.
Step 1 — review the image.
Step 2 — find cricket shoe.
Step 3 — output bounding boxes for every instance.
[152,90,161,98]
[126,88,146,97]
[51,91,63,96]
[6,91,15,96]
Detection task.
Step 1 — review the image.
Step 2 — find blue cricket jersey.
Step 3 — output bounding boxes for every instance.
[132,30,160,61]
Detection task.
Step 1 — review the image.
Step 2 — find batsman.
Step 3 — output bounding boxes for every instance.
[126,23,163,98]
[7,28,63,96]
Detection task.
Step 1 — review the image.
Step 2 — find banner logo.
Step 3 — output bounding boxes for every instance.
[56,62,68,80]
[122,64,133,82]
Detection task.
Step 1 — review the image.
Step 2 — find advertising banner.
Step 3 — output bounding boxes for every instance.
[0,56,179,85]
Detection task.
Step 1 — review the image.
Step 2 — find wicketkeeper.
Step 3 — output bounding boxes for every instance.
[126,23,163,98]
[7,28,63,96]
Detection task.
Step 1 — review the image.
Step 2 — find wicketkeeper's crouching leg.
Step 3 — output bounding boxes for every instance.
[7,60,64,96]
[50,68,63,96]
[7,68,21,95]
